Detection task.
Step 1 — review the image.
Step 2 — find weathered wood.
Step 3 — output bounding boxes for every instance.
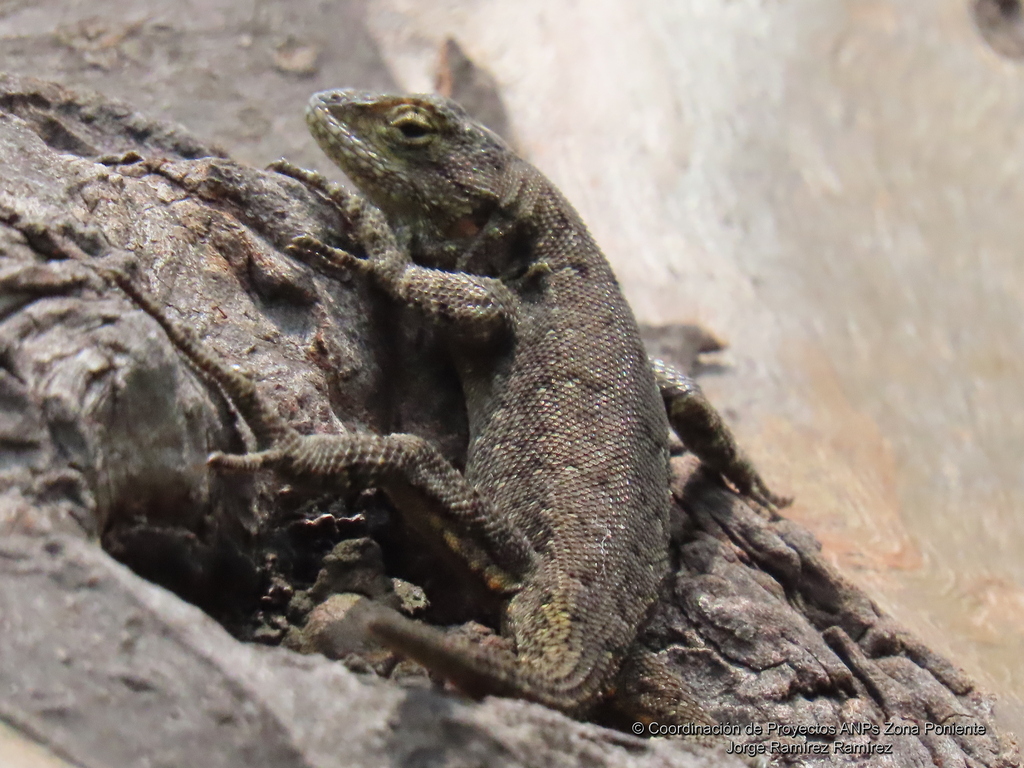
[0,75,1017,768]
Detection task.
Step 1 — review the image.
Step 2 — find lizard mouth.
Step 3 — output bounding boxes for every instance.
[303,89,500,232]
[305,89,428,217]
[305,90,380,185]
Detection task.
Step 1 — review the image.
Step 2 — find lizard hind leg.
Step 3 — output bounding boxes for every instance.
[650,358,791,509]
[1,218,296,455]
[598,648,717,733]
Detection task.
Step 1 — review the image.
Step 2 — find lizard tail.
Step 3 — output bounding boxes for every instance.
[353,599,608,715]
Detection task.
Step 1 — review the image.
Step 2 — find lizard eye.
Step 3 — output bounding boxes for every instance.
[391,115,434,143]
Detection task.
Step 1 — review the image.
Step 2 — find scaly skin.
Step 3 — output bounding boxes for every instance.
[85,89,783,724]
[293,90,679,714]
[282,90,783,718]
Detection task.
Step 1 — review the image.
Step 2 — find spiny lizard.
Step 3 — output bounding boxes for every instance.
[93,89,786,724]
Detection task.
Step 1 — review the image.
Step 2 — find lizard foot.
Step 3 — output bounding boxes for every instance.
[267,159,357,216]
[287,234,369,277]
[652,357,791,510]
[726,464,793,510]
[207,448,286,473]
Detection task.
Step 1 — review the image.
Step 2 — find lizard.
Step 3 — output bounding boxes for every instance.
[279,90,787,717]
[65,89,786,724]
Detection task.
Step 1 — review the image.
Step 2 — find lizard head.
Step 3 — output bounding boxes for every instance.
[306,89,515,239]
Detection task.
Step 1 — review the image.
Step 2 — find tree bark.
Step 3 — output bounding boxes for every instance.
[0,74,1016,768]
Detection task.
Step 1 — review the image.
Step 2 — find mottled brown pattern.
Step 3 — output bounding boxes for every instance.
[93,88,781,723]
[286,89,782,718]
[263,89,677,716]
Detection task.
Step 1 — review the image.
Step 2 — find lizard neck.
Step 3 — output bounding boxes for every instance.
[404,161,599,282]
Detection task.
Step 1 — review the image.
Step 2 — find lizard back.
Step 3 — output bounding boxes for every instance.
[459,182,673,700]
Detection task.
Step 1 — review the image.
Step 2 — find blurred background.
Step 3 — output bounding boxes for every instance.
[2,0,1022,740]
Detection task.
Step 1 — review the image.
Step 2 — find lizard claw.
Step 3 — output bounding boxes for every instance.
[268,160,355,213]
[286,235,369,277]
[748,487,794,511]
[731,473,793,511]
[207,448,283,473]
[266,159,331,190]
[720,461,793,511]
[266,158,306,176]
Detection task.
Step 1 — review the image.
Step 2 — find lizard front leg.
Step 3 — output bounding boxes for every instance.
[130,282,532,590]
[214,431,534,591]
[651,358,790,508]
[268,159,358,218]
[43,228,537,593]
[287,207,519,345]
[271,160,520,344]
